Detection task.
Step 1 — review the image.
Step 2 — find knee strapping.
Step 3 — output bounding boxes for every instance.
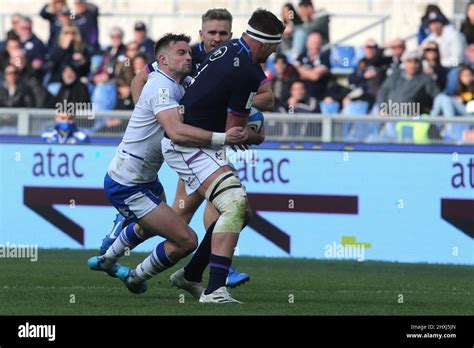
[205,172,250,233]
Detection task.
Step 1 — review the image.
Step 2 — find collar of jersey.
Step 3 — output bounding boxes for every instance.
[156,67,180,84]
[199,41,205,52]
[238,38,251,58]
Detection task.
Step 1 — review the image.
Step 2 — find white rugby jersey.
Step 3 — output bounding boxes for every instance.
[108,69,189,185]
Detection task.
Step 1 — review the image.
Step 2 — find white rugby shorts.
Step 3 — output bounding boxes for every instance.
[161,137,231,195]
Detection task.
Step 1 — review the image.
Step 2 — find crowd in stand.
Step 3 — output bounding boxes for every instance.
[0,0,474,142]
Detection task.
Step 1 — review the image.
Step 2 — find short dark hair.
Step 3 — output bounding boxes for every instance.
[248,9,285,36]
[290,79,305,89]
[299,0,314,8]
[133,52,148,63]
[202,8,233,25]
[275,53,288,64]
[154,33,191,57]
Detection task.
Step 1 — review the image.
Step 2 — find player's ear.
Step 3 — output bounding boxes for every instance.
[159,54,168,66]
[199,29,203,39]
[229,31,233,39]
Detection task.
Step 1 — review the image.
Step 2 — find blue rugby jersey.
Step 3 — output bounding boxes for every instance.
[179,38,267,133]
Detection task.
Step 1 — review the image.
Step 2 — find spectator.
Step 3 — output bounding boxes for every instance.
[293,32,330,100]
[8,48,51,107]
[6,13,22,40]
[465,43,474,68]
[55,64,90,108]
[0,64,35,107]
[114,79,133,110]
[298,0,330,42]
[431,65,474,117]
[132,53,148,75]
[290,0,330,61]
[445,44,474,95]
[460,2,474,45]
[418,4,449,45]
[421,41,447,90]
[346,38,390,107]
[422,12,467,68]
[41,112,90,144]
[279,80,318,137]
[92,27,126,84]
[284,80,318,113]
[0,37,21,73]
[114,42,139,85]
[133,22,155,59]
[39,0,68,49]
[17,17,46,72]
[72,0,100,54]
[48,24,90,83]
[377,50,439,115]
[384,38,406,76]
[280,3,304,60]
[269,53,300,110]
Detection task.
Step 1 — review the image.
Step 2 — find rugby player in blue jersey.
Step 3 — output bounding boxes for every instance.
[161,9,285,303]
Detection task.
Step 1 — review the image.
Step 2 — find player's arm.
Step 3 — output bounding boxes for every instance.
[252,82,274,111]
[157,107,248,147]
[131,68,149,104]
[226,70,265,145]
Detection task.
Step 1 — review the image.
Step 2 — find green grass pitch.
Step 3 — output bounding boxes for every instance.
[0,249,472,315]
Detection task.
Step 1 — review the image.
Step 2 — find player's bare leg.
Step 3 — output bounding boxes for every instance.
[90,200,198,294]
[169,179,250,298]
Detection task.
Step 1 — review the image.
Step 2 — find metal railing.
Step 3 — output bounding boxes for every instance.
[1,108,474,145]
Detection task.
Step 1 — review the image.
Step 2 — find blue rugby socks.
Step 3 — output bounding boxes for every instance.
[104,223,145,260]
[184,220,217,282]
[135,241,175,281]
[204,254,232,294]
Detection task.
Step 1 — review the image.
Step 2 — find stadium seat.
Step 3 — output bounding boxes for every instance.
[319,101,340,114]
[442,123,472,143]
[329,45,357,74]
[46,82,62,97]
[91,82,117,111]
[342,101,380,141]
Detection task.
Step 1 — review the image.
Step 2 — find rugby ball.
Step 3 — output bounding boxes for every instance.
[248,107,264,132]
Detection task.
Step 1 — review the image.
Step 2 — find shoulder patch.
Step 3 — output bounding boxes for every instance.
[158,88,170,104]
[209,46,228,61]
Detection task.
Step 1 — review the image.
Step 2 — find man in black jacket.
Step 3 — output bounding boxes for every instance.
[55,64,90,108]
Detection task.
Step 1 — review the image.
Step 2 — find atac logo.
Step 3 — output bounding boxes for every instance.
[209,46,228,61]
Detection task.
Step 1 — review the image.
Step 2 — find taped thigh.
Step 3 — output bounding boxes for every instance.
[205,172,250,233]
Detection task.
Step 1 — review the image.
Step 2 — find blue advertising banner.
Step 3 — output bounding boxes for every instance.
[0,143,472,264]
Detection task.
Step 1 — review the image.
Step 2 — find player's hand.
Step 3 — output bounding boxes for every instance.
[225,126,248,144]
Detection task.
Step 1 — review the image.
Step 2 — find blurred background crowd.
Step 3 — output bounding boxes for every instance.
[1,0,474,143]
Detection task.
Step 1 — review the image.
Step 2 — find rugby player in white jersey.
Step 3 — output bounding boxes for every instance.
[88,33,248,294]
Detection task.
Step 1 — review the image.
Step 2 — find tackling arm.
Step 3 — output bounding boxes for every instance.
[157,108,248,147]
